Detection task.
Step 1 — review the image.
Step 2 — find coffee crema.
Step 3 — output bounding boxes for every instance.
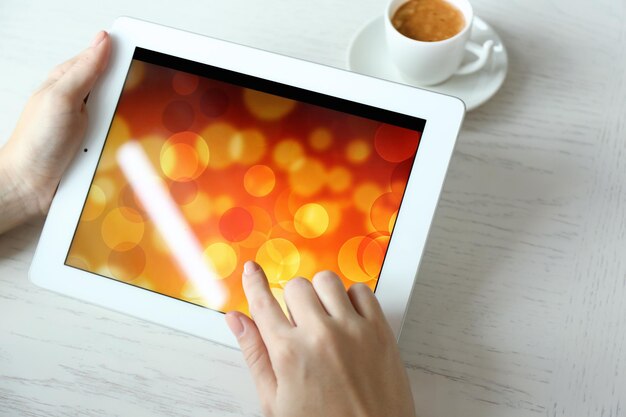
[392,0,465,42]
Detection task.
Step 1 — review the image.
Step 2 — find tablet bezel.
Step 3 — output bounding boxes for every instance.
[30,17,464,347]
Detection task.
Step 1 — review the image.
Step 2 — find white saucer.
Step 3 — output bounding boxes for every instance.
[347,16,508,111]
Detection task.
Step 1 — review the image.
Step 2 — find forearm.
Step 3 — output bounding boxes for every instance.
[0,145,41,234]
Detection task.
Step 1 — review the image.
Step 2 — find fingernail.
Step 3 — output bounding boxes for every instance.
[243,261,259,275]
[225,313,245,337]
[91,31,106,47]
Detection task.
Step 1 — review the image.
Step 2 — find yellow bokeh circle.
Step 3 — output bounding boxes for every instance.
[125,61,146,90]
[289,158,326,197]
[161,143,197,181]
[309,128,332,151]
[353,182,383,212]
[327,166,352,193]
[92,177,116,199]
[389,211,398,234]
[346,139,371,163]
[203,242,237,279]
[243,89,296,121]
[150,228,170,253]
[361,235,389,278]
[230,129,267,165]
[82,185,106,221]
[295,249,317,279]
[100,116,130,171]
[201,122,237,169]
[244,165,276,197]
[318,200,342,233]
[181,191,212,224]
[101,207,145,251]
[293,203,329,238]
[139,135,167,176]
[256,238,301,284]
[213,194,234,216]
[66,254,91,271]
[273,139,304,170]
[160,132,209,181]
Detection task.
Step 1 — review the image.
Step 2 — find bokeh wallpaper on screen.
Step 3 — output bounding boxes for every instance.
[66,58,422,314]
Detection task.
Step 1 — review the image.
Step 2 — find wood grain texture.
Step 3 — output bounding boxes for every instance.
[1,0,625,416]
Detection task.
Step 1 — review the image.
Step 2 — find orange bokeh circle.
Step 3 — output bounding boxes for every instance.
[338,237,373,282]
[357,233,390,278]
[374,124,421,162]
[101,207,145,251]
[172,72,199,95]
[244,165,276,197]
[219,207,254,242]
[238,205,273,249]
[353,182,383,213]
[201,122,236,169]
[338,234,390,283]
[309,127,332,151]
[391,159,413,194]
[108,246,147,282]
[370,192,403,232]
[244,89,296,121]
[274,189,300,233]
[169,180,199,206]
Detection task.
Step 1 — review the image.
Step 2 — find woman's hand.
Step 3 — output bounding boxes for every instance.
[225,262,416,417]
[0,31,110,233]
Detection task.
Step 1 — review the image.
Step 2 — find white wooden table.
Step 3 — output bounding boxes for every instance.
[1,1,625,416]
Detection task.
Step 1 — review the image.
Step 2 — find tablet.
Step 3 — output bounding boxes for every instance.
[30,17,464,347]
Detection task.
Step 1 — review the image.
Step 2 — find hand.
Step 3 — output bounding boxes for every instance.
[0,31,110,233]
[225,262,416,417]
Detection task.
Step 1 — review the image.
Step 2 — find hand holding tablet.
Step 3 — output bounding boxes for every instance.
[0,31,111,234]
[226,261,416,417]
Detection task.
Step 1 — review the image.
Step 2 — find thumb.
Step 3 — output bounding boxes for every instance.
[225,311,277,410]
[52,31,111,105]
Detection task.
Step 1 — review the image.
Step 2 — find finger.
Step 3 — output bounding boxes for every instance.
[242,261,292,338]
[52,31,111,104]
[311,270,355,318]
[39,55,82,91]
[41,31,106,90]
[347,283,384,320]
[225,312,276,411]
[283,277,327,326]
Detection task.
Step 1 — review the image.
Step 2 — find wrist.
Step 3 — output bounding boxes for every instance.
[0,144,45,231]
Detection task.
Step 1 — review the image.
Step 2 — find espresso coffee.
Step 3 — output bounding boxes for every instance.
[392,0,465,42]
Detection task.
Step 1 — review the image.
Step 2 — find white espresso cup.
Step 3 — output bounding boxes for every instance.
[384,0,493,86]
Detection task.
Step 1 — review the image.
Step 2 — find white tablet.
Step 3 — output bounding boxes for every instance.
[30,17,464,347]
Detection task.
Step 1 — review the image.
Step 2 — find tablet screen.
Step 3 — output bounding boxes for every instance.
[66,48,425,314]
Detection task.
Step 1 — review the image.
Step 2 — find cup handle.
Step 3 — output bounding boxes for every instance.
[455,40,494,76]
